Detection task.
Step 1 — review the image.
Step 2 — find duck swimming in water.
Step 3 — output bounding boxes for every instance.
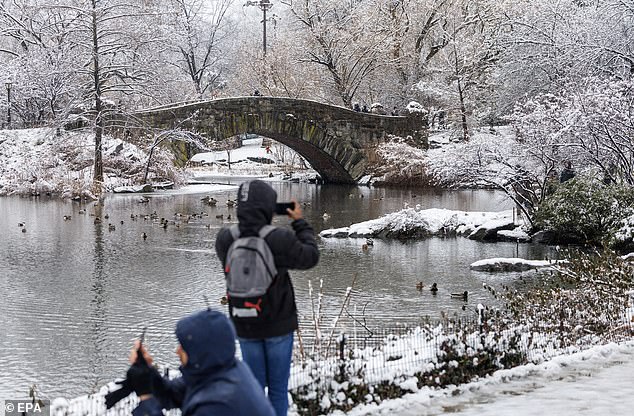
[430,283,438,294]
[450,291,468,301]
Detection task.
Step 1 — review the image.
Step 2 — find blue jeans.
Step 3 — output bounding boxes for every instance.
[239,332,294,416]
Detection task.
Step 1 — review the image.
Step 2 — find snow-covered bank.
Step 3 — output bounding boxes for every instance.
[188,137,318,182]
[0,127,180,198]
[320,207,528,241]
[338,341,634,416]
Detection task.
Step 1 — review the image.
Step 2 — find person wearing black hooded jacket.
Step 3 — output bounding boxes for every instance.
[215,180,319,416]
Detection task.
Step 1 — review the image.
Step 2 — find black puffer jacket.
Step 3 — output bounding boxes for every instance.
[215,180,319,339]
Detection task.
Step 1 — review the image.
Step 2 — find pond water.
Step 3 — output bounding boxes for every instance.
[0,181,554,399]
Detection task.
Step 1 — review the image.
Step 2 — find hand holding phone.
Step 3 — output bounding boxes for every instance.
[275,201,296,215]
[129,328,153,366]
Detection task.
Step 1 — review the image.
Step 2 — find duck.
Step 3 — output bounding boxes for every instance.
[216,214,224,219]
[322,212,331,220]
[227,214,232,221]
[226,200,236,207]
[63,215,71,221]
[78,209,86,214]
[138,197,149,203]
[202,196,218,206]
[450,291,468,301]
[94,217,102,224]
[430,282,438,294]
[365,238,374,246]
[18,222,25,227]
[108,223,116,232]
[220,296,228,306]
[416,282,424,291]
[21,228,27,233]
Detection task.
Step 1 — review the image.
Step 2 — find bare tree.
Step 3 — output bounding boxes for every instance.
[282,0,391,107]
[167,0,235,99]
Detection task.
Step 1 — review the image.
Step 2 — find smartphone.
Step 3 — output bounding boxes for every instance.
[139,327,147,346]
[275,202,296,215]
[136,327,148,364]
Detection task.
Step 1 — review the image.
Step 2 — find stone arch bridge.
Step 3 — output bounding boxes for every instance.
[114,97,428,184]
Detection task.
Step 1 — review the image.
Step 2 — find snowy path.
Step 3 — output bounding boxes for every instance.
[340,342,634,416]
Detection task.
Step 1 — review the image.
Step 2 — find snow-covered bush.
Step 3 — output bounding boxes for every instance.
[499,249,634,343]
[614,214,634,252]
[290,322,529,415]
[534,176,634,246]
[370,137,432,186]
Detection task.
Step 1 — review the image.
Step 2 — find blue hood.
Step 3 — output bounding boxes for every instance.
[175,310,237,386]
[237,180,277,236]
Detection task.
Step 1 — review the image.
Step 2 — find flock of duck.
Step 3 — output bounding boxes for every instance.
[18,193,470,304]
[16,195,244,238]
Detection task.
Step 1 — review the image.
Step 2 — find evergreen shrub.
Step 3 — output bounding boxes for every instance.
[534,176,634,246]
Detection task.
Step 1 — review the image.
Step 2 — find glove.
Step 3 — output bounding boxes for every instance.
[126,362,154,397]
[104,379,132,409]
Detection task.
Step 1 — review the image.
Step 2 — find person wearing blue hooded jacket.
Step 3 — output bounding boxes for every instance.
[125,309,275,416]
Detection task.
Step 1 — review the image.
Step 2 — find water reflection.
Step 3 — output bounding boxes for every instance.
[0,184,553,398]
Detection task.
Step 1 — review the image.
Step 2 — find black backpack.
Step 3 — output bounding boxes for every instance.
[224,225,277,320]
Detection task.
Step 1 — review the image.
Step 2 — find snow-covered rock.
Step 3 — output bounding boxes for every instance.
[470,257,565,272]
[497,228,532,242]
[320,208,519,240]
[468,219,516,241]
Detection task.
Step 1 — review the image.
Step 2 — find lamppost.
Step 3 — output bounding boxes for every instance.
[245,0,274,55]
[5,79,11,129]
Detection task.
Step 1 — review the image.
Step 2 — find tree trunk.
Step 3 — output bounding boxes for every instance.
[457,78,469,142]
[144,144,157,184]
[91,1,104,188]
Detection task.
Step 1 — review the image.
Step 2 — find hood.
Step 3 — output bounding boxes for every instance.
[175,310,237,385]
[236,180,277,236]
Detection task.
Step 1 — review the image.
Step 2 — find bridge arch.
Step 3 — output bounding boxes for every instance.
[122,97,427,183]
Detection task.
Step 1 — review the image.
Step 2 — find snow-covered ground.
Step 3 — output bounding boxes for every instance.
[339,341,634,416]
[55,339,634,416]
[188,137,316,181]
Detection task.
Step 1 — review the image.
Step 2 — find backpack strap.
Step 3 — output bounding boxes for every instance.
[258,225,276,239]
[229,224,275,240]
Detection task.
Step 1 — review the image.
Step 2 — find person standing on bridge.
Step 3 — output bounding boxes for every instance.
[215,180,319,416]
